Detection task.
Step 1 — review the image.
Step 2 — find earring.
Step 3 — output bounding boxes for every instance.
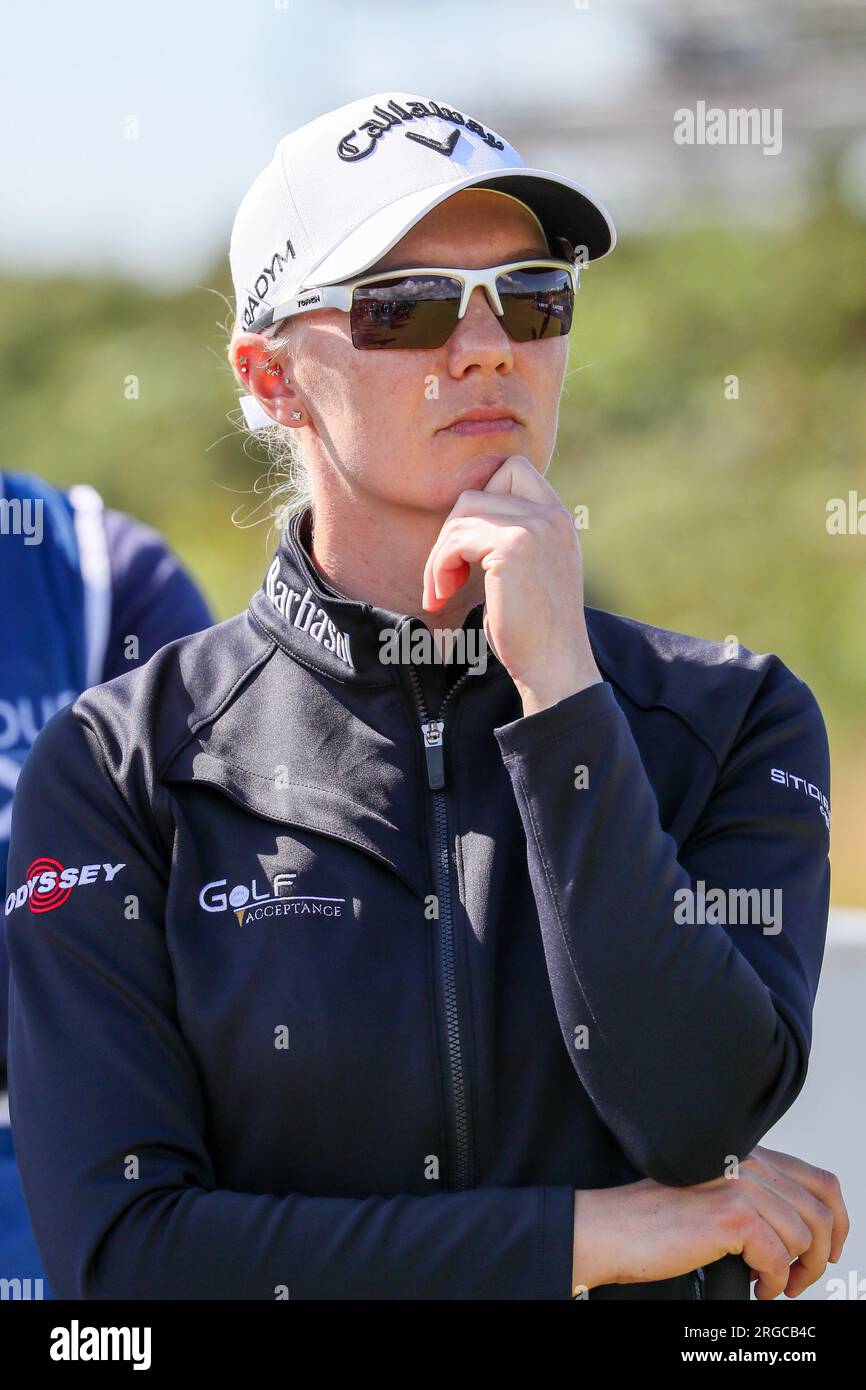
[291,410,302,421]
[238,355,249,375]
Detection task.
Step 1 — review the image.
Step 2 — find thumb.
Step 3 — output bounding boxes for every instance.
[482,454,554,506]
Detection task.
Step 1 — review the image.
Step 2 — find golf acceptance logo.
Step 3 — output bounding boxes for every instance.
[198,870,346,925]
[5,858,126,916]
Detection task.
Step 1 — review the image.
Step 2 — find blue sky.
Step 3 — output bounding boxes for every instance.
[0,0,649,287]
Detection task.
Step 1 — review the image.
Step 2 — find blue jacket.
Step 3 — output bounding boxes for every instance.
[0,470,213,1080]
[4,505,831,1300]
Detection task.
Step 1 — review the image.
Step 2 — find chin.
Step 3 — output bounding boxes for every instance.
[419,454,502,504]
[399,452,521,514]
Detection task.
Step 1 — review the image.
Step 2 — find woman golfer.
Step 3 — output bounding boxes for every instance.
[5,91,848,1300]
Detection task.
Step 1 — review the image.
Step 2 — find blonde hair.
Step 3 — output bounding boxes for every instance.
[227,316,313,534]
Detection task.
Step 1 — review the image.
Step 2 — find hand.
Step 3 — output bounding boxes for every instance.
[421,456,602,713]
[572,1145,849,1299]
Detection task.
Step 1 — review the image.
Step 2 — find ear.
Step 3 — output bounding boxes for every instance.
[230,331,272,388]
[230,331,307,427]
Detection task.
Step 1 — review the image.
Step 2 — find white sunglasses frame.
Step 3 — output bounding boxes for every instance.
[247,257,581,341]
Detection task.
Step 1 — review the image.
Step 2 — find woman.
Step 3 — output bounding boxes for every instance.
[5,91,848,1300]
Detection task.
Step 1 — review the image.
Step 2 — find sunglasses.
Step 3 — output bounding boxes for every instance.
[247,258,580,349]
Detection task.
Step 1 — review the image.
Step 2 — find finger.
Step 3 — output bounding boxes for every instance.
[423,517,510,612]
[426,556,470,609]
[744,1166,834,1297]
[422,491,542,610]
[428,519,501,607]
[481,454,559,507]
[742,1186,815,1299]
[422,533,470,611]
[422,512,508,611]
[443,489,543,520]
[734,1211,802,1302]
[784,1249,826,1300]
[749,1148,849,1261]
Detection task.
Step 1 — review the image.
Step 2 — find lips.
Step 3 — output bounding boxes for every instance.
[444,419,518,437]
[437,407,522,436]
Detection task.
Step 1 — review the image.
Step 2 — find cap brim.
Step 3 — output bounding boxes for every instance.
[303,165,616,288]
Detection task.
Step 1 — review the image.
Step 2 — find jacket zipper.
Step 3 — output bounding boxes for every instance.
[408,642,708,1281]
[406,658,475,1191]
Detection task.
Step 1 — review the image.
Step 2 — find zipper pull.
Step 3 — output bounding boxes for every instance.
[421,719,445,790]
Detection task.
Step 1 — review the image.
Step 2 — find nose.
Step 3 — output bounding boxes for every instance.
[445,284,513,375]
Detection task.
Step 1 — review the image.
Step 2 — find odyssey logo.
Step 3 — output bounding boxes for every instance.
[198,869,346,925]
[6,858,126,916]
[265,559,354,669]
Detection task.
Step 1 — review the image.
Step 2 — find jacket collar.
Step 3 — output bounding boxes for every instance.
[248,506,505,689]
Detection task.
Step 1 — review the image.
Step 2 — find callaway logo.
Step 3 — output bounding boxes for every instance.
[337,97,505,162]
[405,129,461,157]
[241,236,297,330]
[770,768,831,831]
[265,558,354,669]
[199,871,346,925]
[5,857,126,916]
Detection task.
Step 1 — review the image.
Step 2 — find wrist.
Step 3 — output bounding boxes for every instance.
[517,659,602,716]
[572,1188,616,1294]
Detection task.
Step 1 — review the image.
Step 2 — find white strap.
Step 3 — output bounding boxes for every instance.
[68,484,112,688]
[239,393,277,431]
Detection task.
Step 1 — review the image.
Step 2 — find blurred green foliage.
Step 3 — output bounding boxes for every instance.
[553,195,866,739]
[2,193,864,894]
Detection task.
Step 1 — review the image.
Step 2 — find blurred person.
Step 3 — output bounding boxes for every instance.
[0,469,212,1295]
[3,93,848,1300]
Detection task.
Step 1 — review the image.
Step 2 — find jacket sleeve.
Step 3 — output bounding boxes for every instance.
[5,705,575,1300]
[494,664,831,1188]
[101,509,213,680]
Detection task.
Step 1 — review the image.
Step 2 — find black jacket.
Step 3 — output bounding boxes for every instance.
[4,507,831,1300]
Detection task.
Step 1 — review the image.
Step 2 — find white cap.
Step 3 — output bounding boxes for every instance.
[230,90,617,429]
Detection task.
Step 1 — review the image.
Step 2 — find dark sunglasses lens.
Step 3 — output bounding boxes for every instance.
[350,274,461,349]
[496,266,574,340]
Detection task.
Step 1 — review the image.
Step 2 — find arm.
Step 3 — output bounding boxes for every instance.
[494,662,831,1188]
[101,509,213,679]
[5,707,574,1300]
[0,514,211,1086]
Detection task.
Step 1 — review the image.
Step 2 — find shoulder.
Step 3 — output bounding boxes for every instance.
[586,605,826,770]
[101,506,185,576]
[100,507,213,646]
[24,610,275,797]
